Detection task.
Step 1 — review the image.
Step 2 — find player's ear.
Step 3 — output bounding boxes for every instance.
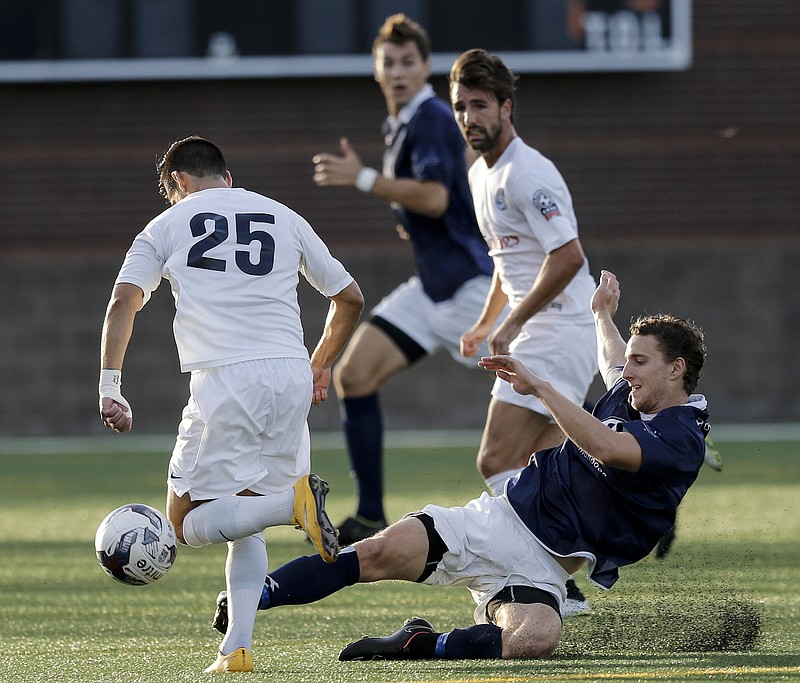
[670,357,686,381]
[225,171,233,187]
[171,170,187,192]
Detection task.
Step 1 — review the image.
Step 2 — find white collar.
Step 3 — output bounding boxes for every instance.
[640,394,708,421]
[387,83,435,129]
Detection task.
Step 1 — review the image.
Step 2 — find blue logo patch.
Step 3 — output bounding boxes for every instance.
[495,188,507,211]
[533,189,561,220]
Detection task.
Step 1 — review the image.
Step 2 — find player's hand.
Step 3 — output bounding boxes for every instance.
[591,270,620,318]
[311,366,332,406]
[99,369,133,432]
[478,355,541,397]
[312,138,363,188]
[100,396,133,432]
[460,321,491,358]
[488,317,522,357]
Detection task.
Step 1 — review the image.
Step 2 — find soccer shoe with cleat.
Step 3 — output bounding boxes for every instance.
[204,647,253,673]
[562,578,591,618]
[654,524,676,559]
[211,590,229,635]
[337,515,388,546]
[338,617,434,661]
[292,473,339,563]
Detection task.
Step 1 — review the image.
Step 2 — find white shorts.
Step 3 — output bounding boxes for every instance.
[371,275,499,368]
[168,358,312,501]
[492,319,597,417]
[417,492,570,624]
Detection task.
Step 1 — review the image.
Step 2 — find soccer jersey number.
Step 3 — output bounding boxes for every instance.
[187,212,276,276]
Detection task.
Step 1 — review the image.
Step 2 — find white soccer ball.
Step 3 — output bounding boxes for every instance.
[95,503,177,586]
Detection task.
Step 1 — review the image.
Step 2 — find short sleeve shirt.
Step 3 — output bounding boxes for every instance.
[468,137,595,321]
[506,378,709,588]
[116,187,354,372]
[385,92,493,302]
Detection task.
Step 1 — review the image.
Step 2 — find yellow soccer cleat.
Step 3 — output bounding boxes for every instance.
[204,647,253,673]
[292,473,339,563]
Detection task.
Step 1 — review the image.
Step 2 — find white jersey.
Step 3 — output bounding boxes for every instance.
[116,187,354,372]
[469,137,594,322]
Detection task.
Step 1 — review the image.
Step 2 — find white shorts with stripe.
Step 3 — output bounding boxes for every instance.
[167,357,312,501]
[417,492,571,624]
[492,318,597,417]
[371,274,498,368]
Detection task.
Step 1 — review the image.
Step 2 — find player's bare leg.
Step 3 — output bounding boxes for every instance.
[165,488,205,545]
[490,601,562,659]
[351,515,430,582]
[334,322,411,541]
[477,398,564,494]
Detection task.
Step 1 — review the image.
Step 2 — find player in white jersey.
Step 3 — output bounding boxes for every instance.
[449,49,597,497]
[98,136,363,673]
[449,50,597,615]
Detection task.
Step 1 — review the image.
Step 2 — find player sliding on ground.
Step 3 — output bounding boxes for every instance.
[212,270,712,660]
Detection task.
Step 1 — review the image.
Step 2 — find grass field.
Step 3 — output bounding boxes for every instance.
[1,431,798,683]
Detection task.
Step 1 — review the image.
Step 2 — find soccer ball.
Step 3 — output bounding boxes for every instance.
[95,503,177,586]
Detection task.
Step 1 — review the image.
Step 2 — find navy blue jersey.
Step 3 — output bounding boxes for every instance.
[385,96,493,302]
[506,378,710,589]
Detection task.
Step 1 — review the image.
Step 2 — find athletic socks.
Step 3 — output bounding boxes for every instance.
[340,394,385,522]
[219,533,267,655]
[434,624,504,658]
[181,490,295,547]
[256,547,504,659]
[399,624,504,659]
[259,546,361,609]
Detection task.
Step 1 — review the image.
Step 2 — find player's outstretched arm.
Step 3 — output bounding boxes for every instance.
[591,270,627,388]
[480,354,643,471]
[313,138,448,218]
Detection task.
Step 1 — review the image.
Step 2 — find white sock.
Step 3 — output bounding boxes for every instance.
[182,491,294,547]
[220,533,268,655]
[484,468,524,496]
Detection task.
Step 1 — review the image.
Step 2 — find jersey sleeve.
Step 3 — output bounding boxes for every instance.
[114,223,165,306]
[507,170,579,254]
[295,215,354,297]
[406,105,462,187]
[624,414,705,479]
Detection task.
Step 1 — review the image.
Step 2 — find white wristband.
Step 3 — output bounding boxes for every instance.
[355,167,379,193]
[99,368,124,403]
[99,368,132,420]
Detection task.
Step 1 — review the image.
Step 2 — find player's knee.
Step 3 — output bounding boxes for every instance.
[333,357,375,396]
[502,626,560,659]
[167,510,189,545]
[476,444,508,478]
[351,536,393,580]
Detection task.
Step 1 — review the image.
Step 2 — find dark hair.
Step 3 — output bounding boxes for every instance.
[372,13,431,61]
[157,136,227,202]
[630,314,707,394]
[449,48,518,122]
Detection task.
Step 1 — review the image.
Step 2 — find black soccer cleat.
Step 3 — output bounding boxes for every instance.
[338,617,435,661]
[654,525,677,559]
[211,590,229,635]
[337,515,388,546]
[563,577,591,617]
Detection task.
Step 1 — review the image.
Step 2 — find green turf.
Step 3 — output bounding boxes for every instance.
[0,436,798,682]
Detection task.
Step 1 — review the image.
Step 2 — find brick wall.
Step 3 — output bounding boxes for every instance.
[0,0,798,435]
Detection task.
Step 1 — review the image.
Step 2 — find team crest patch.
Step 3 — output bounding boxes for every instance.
[533,189,561,220]
[495,188,508,210]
